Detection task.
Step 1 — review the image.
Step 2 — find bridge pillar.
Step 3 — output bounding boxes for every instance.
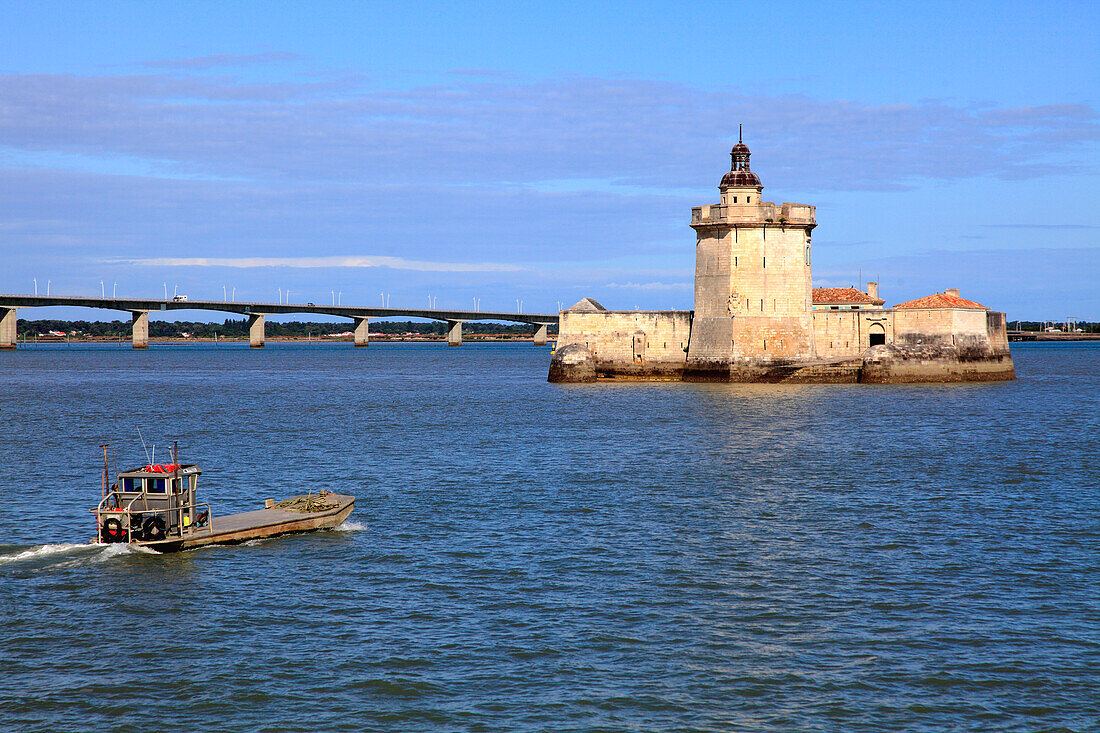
[446,320,463,347]
[131,311,149,350]
[353,317,369,347]
[533,323,548,347]
[0,307,16,350]
[249,314,265,348]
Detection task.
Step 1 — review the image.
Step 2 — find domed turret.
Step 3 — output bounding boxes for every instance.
[720,125,762,189]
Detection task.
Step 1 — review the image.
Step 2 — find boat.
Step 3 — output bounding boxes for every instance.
[90,447,354,552]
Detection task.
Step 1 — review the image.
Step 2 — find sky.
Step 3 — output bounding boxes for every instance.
[1,0,1097,321]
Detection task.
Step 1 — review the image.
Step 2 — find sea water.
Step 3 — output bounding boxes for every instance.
[1,342,1097,731]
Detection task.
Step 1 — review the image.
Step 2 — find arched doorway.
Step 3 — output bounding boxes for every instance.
[868,323,886,347]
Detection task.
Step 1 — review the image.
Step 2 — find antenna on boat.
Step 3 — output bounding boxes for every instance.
[137,428,152,465]
[100,444,109,503]
[111,442,119,490]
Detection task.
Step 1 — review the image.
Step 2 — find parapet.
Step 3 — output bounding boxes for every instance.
[691,201,816,227]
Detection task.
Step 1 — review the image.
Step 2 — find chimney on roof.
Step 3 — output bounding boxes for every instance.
[945,288,960,298]
[867,281,878,299]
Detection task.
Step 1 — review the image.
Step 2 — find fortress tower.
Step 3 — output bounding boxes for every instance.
[685,132,818,380]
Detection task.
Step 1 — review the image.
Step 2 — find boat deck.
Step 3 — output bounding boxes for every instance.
[143,493,355,551]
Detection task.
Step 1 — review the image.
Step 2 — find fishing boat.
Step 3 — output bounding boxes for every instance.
[90,446,354,552]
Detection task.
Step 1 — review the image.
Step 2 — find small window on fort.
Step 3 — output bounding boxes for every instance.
[763,257,766,268]
[805,246,811,265]
[760,299,764,311]
[732,196,737,203]
[734,256,738,267]
[747,197,752,203]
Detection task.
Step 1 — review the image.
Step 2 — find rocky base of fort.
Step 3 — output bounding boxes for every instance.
[549,344,1016,384]
[859,344,1016,383]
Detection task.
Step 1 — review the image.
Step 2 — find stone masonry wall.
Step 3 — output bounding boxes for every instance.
[813,309,894,358]
[556,310,692,379]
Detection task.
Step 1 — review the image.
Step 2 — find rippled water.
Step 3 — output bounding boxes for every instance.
[2,342,1097,731]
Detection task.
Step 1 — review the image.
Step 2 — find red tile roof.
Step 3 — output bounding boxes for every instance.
[893,292,988,309]
[812,287,885,305]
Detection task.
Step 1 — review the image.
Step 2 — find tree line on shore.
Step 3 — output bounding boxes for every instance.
[15,318,558,339]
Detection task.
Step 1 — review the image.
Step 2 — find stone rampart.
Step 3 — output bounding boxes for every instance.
[861,310,1015,382]
[553,310,692,380]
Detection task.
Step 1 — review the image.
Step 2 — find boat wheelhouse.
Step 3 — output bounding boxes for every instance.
[95,463,207,544]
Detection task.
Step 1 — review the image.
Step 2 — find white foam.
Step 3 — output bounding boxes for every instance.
[0,543,89,564]
[1,541,160,567]
[334,520,368,532]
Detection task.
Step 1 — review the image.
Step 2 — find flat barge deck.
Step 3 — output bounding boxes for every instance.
[139,493,355,551]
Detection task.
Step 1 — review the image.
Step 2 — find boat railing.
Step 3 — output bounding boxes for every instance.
[92,492,213,542]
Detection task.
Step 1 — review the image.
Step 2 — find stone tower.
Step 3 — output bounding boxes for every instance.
[685,132,818,380]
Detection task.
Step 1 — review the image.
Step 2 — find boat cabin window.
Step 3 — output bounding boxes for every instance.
[146,478,167,493]
[122,478,137,492]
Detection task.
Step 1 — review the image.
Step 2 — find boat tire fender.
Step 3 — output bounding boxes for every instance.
[101,517,126,543]
[142,516,167,542]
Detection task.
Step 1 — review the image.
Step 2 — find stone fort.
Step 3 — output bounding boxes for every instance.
[549,135,1015,383]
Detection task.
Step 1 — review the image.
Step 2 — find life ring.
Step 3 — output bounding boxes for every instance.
[142,516,167,541]
[101,517,127,543]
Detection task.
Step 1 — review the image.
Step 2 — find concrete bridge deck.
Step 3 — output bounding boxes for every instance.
[0,294,558,349]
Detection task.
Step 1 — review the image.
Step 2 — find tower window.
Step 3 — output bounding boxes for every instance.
[732,196,737,203]
[747,197,751,203]
[734,256,738,267]
[805,246,811,265]
[762,257,766,268]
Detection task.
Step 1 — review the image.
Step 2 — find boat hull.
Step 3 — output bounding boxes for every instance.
[135,494,355,552]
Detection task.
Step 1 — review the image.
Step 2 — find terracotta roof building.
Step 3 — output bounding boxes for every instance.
[812,282,885,309]
[894,289,988,310]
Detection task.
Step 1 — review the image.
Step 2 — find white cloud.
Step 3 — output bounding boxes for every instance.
[107,255,523,272]
[604,281,692,290]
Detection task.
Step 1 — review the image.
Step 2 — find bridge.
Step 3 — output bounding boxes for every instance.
[0,294,559,349]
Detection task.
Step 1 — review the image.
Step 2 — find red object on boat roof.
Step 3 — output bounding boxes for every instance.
[143,464,180,473]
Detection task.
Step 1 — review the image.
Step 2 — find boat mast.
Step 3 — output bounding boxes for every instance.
[100,444,109,503]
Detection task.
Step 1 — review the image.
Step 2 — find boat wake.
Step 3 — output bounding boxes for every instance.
[334,520,367,532]
[0,541,158,570]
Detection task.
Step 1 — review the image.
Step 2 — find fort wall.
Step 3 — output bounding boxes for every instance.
[862,309,1015,382]
[556,309,691,379]
[813,309,893,358]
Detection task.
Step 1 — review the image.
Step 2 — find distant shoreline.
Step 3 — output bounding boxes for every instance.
[15,335,554,345]
[1007,333,1100,342]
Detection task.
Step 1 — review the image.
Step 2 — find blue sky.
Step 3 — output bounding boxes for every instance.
[1,0,1097,320]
